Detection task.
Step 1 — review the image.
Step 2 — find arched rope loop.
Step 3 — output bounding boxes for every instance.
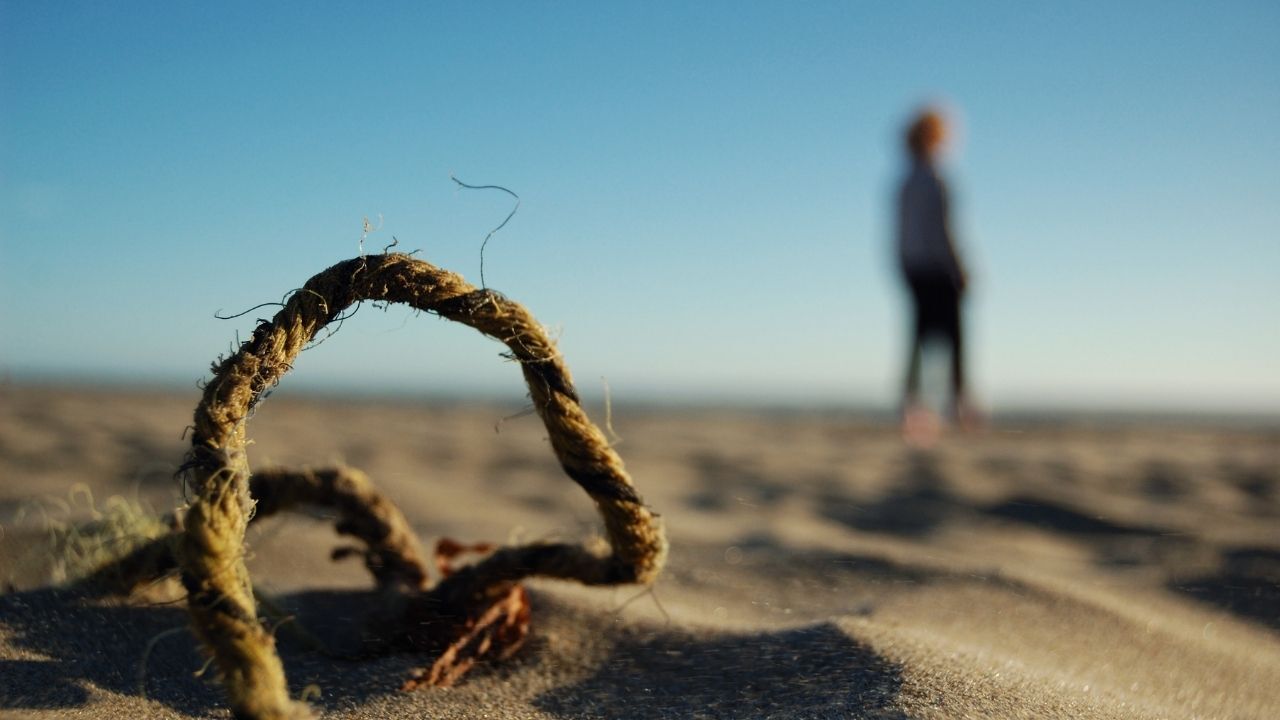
[179,253,667,720]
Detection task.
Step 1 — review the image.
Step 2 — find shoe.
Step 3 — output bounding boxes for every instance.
[951,396,985,432]
[901,403,942,448]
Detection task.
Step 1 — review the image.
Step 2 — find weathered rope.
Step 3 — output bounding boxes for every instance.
[249,466,431,592]
[179,253,667,720]
[72,466,426,598]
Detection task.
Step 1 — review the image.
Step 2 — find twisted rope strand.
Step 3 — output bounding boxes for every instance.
[249,466,431,591]
[179,253,666,719]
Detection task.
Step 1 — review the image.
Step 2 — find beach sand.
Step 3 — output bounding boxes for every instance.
[1,383,1278,719]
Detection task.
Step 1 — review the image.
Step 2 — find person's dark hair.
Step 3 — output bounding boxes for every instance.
[906,109,947,159]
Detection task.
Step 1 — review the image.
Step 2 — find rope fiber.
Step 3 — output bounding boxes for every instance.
[177,253,667,719]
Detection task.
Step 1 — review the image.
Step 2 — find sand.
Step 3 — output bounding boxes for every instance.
[1,383,1278,719]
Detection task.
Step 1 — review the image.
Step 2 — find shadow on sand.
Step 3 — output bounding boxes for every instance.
[533,621,906,719]
[0,587,220,714]
[0,586,423,715]
[0,586,908,719]
[1171,547,1280,632]
[818,453,954,538]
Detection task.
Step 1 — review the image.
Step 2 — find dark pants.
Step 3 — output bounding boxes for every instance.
[903,273,965,405]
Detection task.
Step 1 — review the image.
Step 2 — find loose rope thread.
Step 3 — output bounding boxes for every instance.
[178,253,667,720]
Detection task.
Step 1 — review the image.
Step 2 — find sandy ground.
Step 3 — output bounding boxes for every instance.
[1,382,1278,719]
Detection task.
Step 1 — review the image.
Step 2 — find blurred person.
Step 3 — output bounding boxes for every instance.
[895,106,979,440]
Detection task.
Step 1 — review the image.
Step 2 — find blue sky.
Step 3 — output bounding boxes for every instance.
[2,1,1277,412]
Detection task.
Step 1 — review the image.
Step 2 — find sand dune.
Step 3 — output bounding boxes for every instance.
[2,383,1278,718]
